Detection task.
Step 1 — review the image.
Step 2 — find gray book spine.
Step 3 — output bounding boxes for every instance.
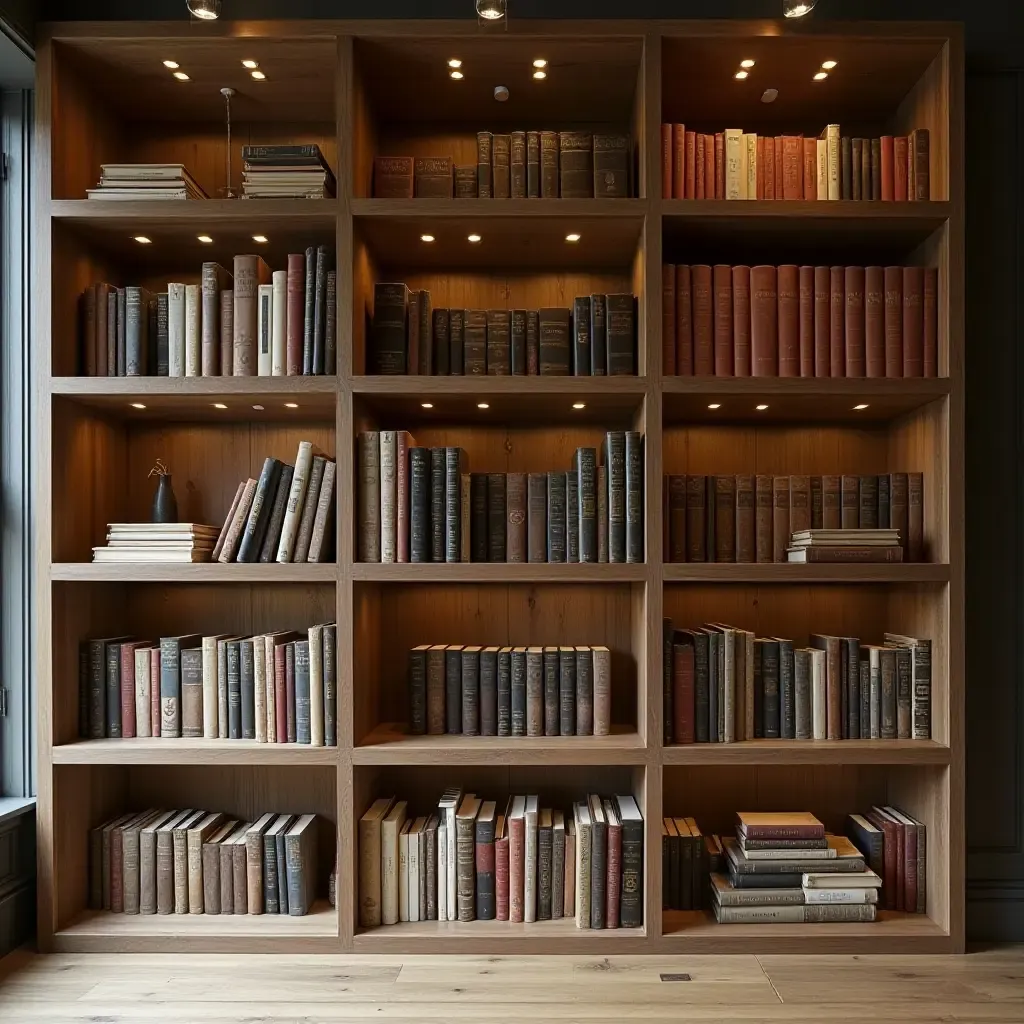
[276,831,289,914]
[859,658,871,740]
[526,649,543,737]
[227,641,241,739]
[590,817,606,928]
[606,432,626,563]
[510,649,527,736]
[323,624,337,747]
[543,650,559,736]
[576,650,594,736]
[573,296,592,376]
[625,431,644,563]
[559,649,577,736]
[106,642,122,737]
[566,469,580,563]
[480,650,498,736]
[577,447,598,563]
[794,649,812,740]
[409,648,427,735]
[487,472,507,562]
[538,823,553,920]
[294,640,311,743]
[461,649,480,736]
[894,647,912,739]
[445,648,463,734]
[761,639,780,739]
[551,823,565,918]
[778,639,795,740]
[445,447,464,563]
[263,831,280,914]
[259,464,294,563]
[546,471,567,562]
[497,650,512,736]
[240,639,255,739]
[238,457,282,563]
[846,638,861,739]
[470,473,488,562]
[125,286,147,375]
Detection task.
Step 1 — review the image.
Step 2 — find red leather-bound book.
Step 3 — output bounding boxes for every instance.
[923,267,938,377]
[814,266,831,377]
[865,266,885,378]
[496,832,510,921]
[684,131,697,199]
[777,265,800,377]
[798,266,815,376]
[672,124,685,200]
[696,133,706,199]
[508,810,525,923]
[880,136,895,201]
[675,265,693,375]
[691,265,714,375]
[661,123,673,200]
[867,807,900,910]
[829,266,845,377]
[802,138,817,199]
[703,134,715,202]
[672,637,695,744]
[605,807,622,928]
[884,266,904,377]
[902,266,925,377]
[286,253,304,376]
[662,264,676,375]
[844,266,866,377]
[732,265,751,377]
[714,133,725,199]
[750,265,778,377]
[713,264,733,376]
[893,137,909,201]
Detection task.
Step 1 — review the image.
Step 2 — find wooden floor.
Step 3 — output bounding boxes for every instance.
[1,947,1023,1022]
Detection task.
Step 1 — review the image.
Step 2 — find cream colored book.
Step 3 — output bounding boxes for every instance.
[167,282,185,377]
[408,816,427,923]
[523,794,539,923]
[398,819,412,922]
[358,797,394,927]
[810,647,827,740]
[271,271,287,376]
[744,133,757,200]
[438,786,462,921]
[591,646,611,737]
[309,624,325,746]
[276,441,314,563]
[724,128,744,200]
[202,634,232,740]
[816,138,828,200]
[134,646,154,738]
[185,282,201,376]
[381,800,408,926]
[379,431,397,564]
[820,123,840,200]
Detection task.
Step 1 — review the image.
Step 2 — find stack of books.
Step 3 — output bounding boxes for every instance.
[92,523,219,563]
[787,528,904,563]
[712,812,880,923]
[86,163,207,200]
[241,145,336,199]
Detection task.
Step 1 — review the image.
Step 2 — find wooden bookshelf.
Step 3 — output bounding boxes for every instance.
[33,18,963,955]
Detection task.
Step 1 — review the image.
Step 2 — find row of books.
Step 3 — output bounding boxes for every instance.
[359,791,643,929]
[664,473,925,564]
[241,144,336,199]
[370,287,638,377]
[87,162,208,200]
[662,264,939,379]
[78,624,338,747]
[89,808,319,917]
[660,125,931,202]
[408,644,613,738]
[357,434,645,564]
[662,623,932,744]
[80,247,336,377]
[214,443,336,565]
[373,132,631,200]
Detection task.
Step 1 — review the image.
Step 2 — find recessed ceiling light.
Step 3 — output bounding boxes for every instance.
[212,403,228,410]
[566,233,581,243]
[448,59,462,68]
[197,234,213,244]
[468,234,482,243]
[421,234,435,243]
[284,402,299,409]
[761,88,779,103]
[756,404,769,411]
[477,402,490,409]
[533,70,547,80]
[450,70,464,80]
[163,60,179,69]
[572,402,586,410]
[740,59,756,68]
[708,403,721,410]
[821,60,838,70]
[421,402,434,409]
[251,70,266,80]
[854,403,869,411]
[252,235,268,243]
[533,59,548,68]
[813,71,829,81]
[734,70,749,80]
[172,71,190,81]
[242,59,259,69]
[133,235,152,244]
[252,404,264,411]
[130,402,146,410]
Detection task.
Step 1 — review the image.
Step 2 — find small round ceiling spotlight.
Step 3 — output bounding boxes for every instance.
[186,0,221,20]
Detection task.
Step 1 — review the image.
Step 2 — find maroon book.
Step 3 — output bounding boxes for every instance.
[713,264,733,376]
[274,643,288,743]
[691,265,714,375]
[884,266,904,377]
[865,266,885,377]
[750,265,778,377]
[286,253,304,376]
[731,265,751,377]
[830,266,845,377]
[923,267,939,377]
[777,265,800,377]
[662,264,676,375]
[285,642,297,743]
[495,833,510,921]
[902,266,925,377]
[605,808,622,929]
[844,266,866,377]
[675,265,693,375]
[798,266,815,377]
[672,637,695,743]
[814,266,830,377]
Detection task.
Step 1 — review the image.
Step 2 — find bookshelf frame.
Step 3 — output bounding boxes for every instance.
[33,18,964,955]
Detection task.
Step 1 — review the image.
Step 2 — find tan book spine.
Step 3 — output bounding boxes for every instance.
[219,289,234,376]
[253,634,267,744]
[772,476,790,563]
[294,455,328,563]
[188,813,224,914]
[592,646,611,737]
[173,821,192,914]
[232,835,249,914]
[156,816,185,915]
[202,840,221,915]
[121,811,154,915]
[307,460,337,563]
[309,623,325,747]
[359,807,386,927]
[232,255,271,375]
[246,816,275,915]
[217,478,257,564]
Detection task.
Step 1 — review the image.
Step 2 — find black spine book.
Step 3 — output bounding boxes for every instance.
[753,639,763,739]
[496,649,512,736]
[576,648,594,736]
[464,309,487,375]
[312,244,329,375]
[429,447,446,562]
[258,464,294,563]
[409,648,427,735]
[777,638,795,740]
[526,311,540,374]
[625,432,643,563]
[241,638,256,740]
[859,657,871,741]
[146,294,159,377]
[475,811,497,921]
[510,648,527,736]
[546,471,567,562]
[566,468,580,563]
[445,647,463,734]
[237,457,283,563]
[845,637,862,740]
[538,307,571,375]
[590,293,608,375]
[294,640,311,744]
[409,447,431,563]
[577,447,598,563]
[486,310,511,375]
[878,473,891,529]
[449,309,465,374]
[615,796,644,927]
[572,296,592,376]
[370,283,409,375]
[105,642,121,738]
[432,308,450,376]
[543,649,559,736]
[445,447,465,563]
[841,137,853,200]
[537,816,552,921]
[706,630,719,743]
[227,640,241,739]
[559,647,577,736]
[156,292,169,375]
[303,246,316,375]
[761,639,780,739]
[662,620,674,746]
[606,294,636,375]
[480,649,498,736]
[324,624,337,747]
[693,630,710,743]
[510,309,527,375]
[605,432,627,563]
[470,473,488,562]
[487,473,507,562]
[461,648,480,736]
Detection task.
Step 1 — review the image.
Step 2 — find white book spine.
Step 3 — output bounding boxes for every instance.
[379,431,397,564]
[167,283,186,377]
[201,637,218,740]
[253,634,267,743]
[271,271,287,376]
[309,625,324,746]
[436,822,447,922]
[524,810,538,923]
[398,828,410,923]
[445,807,457,921]
[812,651,827,740]
[257,283,274,377]
[724,129,744,200]
[816,139,828,200]
[135,648,151,738]
[276,442,314,563]
[408,831,420,923]
[802,887,875,904]
[184,283,200,377]
[744,133,757,200]
[826,125,840,200]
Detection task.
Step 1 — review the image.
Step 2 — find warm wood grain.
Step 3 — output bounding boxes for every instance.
[663,564,950,583]
[52,738,342,766]
[662,739,951,766]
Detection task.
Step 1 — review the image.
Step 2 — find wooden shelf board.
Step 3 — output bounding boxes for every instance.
[663,563,950,584]
[53,376,338,421]
[52,738,340,766]
[662,739,951,766]
[355,724,646,765]
[662,377,950,424]
[50,198,339,226]
[51,563,339,584]
[352,563,648,583]
[662,910,952,954]
[53,902,338,954]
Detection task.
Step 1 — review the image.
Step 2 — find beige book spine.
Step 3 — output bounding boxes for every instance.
[246,828,268,914]
[134,647,152,738]
[816,139,828,200]
[575,816,591,928]
[217,478,257,563]
[188,814,223,914]
[233,839,248,914]
[202,841,221,914]
[202,636,218,740]
[168,282,186,377]
[139,822,164,915]
[276,441,314,563]
[359,817,384,927]
[121,814,150,915]
[155,828,176,914]
[744,133,757,200]
[309,625,325,746]
[379,431,397,564]
[272,270,287,376]
[592,646,611,737]
[184,282,201,376]
[253,634,267,743]
[219,839,235,914]
[173,829,190,914]
[307,460,336,563]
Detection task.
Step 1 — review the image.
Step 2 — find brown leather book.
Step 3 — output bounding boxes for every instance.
[884,266,904,377]
[889,473,909,558]
[675,265,693,375]
[777,265,799,377]
[661,123,672,199]
[696,133,706,198]
[731,266,751,376]
[865,266,885,377]
[902,266,925,377]
[668,475,686,562]
[802,138,816,199]
[703,133,714,200]
[870,138,881,200]
[510,133,526,198]
[285,253,304,375]
[686,475,706,562]
[750,265,778,377]
[713,265,733,376]
[813,266,830,377]
[414,156,453,199]
[735,474,755,563]
[526,131,540,198]
[908,473,924,561]
[822,475,842,529]
[923,267,938,377]
[880,136,895,200]
[893,137,909,201]
[811,476,823,529]
[201,818,237,915]
[219,289,233,377]
[232,255,272,375]
[714,476,736,562]
[844,266,866,377]
[373,156,414,198]
[829,266,845,378]
[662,264,676,375]
[774,136,784,199]
[477,132,493,198]
[672,124,685,200]
[506,472,527,564]
[492,136,511,199]
[540,131,558,198]
[782,136,802,199]
[715,133,725,198]
[245,814,276,915]
[798,266,815,376]
[910,128,930,201]
[841,475,860,529]
[852,138,863,200]
[232,826,249,914]
[527,473,547,563]
[691,265,713,375]
[859,475,879,529]
[559,132,593,198]
[789,476,811,535]
[755,475,773,563]
[763,136,775,199]
[684,130,696,198]
[454,165,477,198]
[772,476,790,563]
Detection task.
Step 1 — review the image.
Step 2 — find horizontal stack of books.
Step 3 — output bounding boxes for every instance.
[78,624,338,747]
[88,808,319,916]
[407,644,612,738]
[664,472,924,563]
[92,523,219,564]
[370,286,637,377]
[358,432,645,565]
[241,144,336,199]
[215,442,336,565]
[663,621,931,743]
[713,813,880,924]
[787,528,904,563]
[359,790,643,929]
[86,162,207,200]
[80,245,335,377]
[660,124,930,202]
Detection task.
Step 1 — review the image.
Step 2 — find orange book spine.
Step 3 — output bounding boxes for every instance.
[662,264,677,375]
[661,123,673,199]
[803,138,817,200]
[695,133,706,199]
[763,136,775,199]
[684,131,696,199]
[703,134,715,202]
[714,133,725,199]
[880,136,895,201]
[672,124,685,200]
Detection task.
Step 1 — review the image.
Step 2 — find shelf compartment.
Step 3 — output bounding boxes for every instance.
[52,738,340,766]
[355,723,646,766]
[662,739,951,767]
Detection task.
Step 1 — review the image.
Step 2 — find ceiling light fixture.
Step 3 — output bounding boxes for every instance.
[708,403,721,410]
[173,71,190,81]
[572,402,586,410]
[450,70,464,80]
[533,59,548,68]
[284,402,299,409]
[252,405,265,411]
[421,234,435,243]
[761,88,779,103]
[476,0,507,20]
[477,402,490,409]
[252,235,268,243]
[448,59,462,68]
[821,60,837,70]
[212,402,228,410]
[533,70,547,80]
[163,60,179,69]
[566,233,581,243]
[813,71,829,81]
[130,403,146,410]
[197,234,213,243]
[468,233,482,243]
[854,403,869,411]
[422,402,434,409]
[133,236,152,244]
[782,0,817,17]
[186,0,221,18]
[251,70,266,81]
[242,59,259,69]
[734,70,749,80]
[756,404,769,411]
[740,59,756,68]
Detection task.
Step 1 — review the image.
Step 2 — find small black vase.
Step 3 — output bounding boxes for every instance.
[152,474,178,524]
